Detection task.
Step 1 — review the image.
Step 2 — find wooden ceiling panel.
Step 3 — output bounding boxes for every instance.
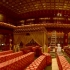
[36,1,41,3]
[51,3,54,5]
[60,0,64,2]
[65,1,68,3]
[0,0,70,25]
[55,0,59,2]
[51,0,54,2]
[45,0,51,2]
[59,3,64,6]
[26,0,31,3]
[41,0,46,2]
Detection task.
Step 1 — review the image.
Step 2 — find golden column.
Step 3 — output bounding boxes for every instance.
[9,39,12,50]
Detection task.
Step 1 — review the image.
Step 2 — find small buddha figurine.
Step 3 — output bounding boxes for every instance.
[57,43,61,53]
[9,39,12,50]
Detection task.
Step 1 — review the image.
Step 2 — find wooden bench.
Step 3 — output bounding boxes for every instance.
[43,53,52,65]
[0,51,23,63]
[0,52,34,70]
[0,50,13,56]
[56,53,70,70]
[25,55,47,70]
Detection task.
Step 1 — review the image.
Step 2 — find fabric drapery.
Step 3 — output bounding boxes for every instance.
[14,33,32,46]
[20,35,32,45]
[14,34,22,44]
[30,31,44,46]
[14,29,48,52]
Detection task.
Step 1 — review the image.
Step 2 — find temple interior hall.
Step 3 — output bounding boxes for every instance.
[0,0,70,70]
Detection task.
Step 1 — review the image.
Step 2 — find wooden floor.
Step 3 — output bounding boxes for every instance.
[45,49,70,70]
[52,58,59,70]
[45,51,59,70]
[45,58,59,70]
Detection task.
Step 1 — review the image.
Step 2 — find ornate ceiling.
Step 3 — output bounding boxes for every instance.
[0,0,70,25]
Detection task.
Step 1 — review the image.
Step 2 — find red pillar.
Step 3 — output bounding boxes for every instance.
[64,32,68,46]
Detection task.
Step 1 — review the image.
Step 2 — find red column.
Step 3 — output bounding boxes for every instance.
[64,32,68,46]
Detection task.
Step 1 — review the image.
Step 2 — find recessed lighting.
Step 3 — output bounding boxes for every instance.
[25,9,27,10]
[6,2,9,4]
[34,4,38,7]
[12,6,14,7]
[42,3,45,5]
[3,0,5,2]
[64,4,67,5]
[64,5,67,8]
[35,6,38,8]
[20,3,21,4]
[24,7,26,8]
[19,11,20,12]
[59,8,62,10]
[56,6,58,7]
[43,6,46,7]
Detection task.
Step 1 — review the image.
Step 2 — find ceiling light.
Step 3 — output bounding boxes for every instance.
[64,4,67,5]
[59,8,62,10]
[20,3,21,4]
[34,4,37,6]
[34,4,39,7]
[64,4,67,8]
[43,6,46,7]
[35,7,38,8]
[3,0,5,2]
[24,7,26,8]
[19,11,20,12]
[25,9,27,10]
[12,6,14,7]
[68,18,70,20]
[42,3,45,5]
[55,6,58,8]
[6,2,9,4]
[64,6,67,8]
